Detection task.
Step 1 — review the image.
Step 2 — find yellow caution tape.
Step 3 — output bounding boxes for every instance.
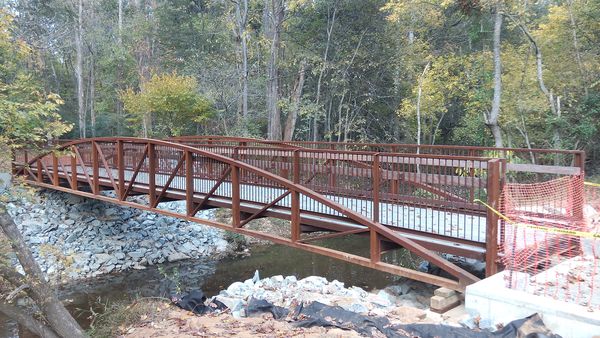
[584,181,600,187]
[473,198,600,239]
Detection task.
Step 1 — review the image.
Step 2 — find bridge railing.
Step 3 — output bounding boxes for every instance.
[169,136,584,182]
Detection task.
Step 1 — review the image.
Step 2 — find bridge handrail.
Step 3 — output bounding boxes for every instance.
[169,135,585,155]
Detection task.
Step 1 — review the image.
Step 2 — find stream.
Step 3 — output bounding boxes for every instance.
[0,237,424,337]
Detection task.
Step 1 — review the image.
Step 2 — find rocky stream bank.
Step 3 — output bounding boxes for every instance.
[6,190,230,280]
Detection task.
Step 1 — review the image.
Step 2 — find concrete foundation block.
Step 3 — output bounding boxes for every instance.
[430,294,461,313]
[434,287,456,298]
[466,271,600,338]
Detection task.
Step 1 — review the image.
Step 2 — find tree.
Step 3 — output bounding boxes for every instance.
[75,0,85,138]
[264,0,285,140]
[121,73,215,137]
[487,1,504,148]
[0,10,84,337]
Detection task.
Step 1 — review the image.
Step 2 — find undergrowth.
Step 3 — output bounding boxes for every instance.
[84,298,171,338]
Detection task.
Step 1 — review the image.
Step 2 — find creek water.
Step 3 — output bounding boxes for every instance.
[0,236,423,337]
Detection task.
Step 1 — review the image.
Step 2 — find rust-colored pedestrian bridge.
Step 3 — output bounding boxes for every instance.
[12,136,585,291]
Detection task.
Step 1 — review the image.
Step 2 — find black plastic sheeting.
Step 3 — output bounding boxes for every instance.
[171,290,227,315]
[173,290,562,338]
[246,298,289,319]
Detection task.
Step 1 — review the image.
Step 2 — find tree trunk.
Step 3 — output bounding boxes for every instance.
[283,60,306,141]
[506,13,561,152]
[234,0,249,119]
[116,0,124,136]
[0,303,60,338]
[89,53,96,137]
[487,4,503,148]
[265,0,284,140]
[0,211,85,338]
[566,0,588,97]
[75,0,85,138]
[313,4,337,142]
[415,62,430,154]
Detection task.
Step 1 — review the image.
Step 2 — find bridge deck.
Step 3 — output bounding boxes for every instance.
[65,167,487,258]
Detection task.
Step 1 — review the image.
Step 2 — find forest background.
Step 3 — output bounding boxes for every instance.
[1,0,599,169]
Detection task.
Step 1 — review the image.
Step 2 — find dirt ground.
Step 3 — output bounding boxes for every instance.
[116,299,463,338]
[122,306,365,338]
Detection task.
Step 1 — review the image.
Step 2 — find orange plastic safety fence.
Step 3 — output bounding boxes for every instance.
[500,175,599,309]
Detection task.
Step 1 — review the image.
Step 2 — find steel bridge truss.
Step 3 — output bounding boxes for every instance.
[12,138,584,291]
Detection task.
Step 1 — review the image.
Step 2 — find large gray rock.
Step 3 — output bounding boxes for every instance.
[167,252,189,262]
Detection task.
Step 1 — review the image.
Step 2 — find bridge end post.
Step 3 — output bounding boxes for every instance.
[485,159,502,277]
[573,151,585,220]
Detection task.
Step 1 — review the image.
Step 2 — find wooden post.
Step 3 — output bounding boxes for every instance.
[92,141,99,194]
[185,151,194,216]
[117,141,124,199]
[231,165,241,227]
[52,152,59,186]
[148,143,156,207]
[372,153,380,223]
[485,159,501,277]
[291,150,301,242]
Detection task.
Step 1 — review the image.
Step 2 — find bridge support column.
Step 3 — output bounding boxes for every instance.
[52,153,59,186]
[117,141,124,199]
[70,149,78,190]
[92,141,99,194]
[291,150,301,242]
[291,191,300,242]
[370,230,381,263]
[148,143,156,207]
[185,151,194,216]
[231,165,241,228]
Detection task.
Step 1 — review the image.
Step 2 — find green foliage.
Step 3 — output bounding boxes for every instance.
[0,10,71,149]
[2,0,599,166]
[121,73,214,137]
